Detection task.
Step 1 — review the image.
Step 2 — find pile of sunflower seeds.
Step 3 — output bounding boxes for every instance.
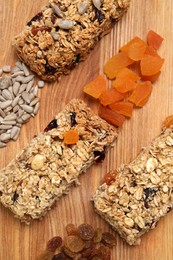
[0,61,45,148]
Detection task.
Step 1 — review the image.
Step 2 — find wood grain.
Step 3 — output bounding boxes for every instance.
[0,0,173,259]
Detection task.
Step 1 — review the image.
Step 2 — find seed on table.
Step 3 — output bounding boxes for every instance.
[32,85,38,96]
[13,105,19,113]
[11,71,25,78]
[37,80,45,88]
[29,92,35,101]
[92,0,101,10]
[51,3,64,18]
[22,113,31,122]
[21,91,31,104]
[15,61,23,70]
[78,0,88,15]
[4,113,17,121]
[30,97,39,106]
[4,105,13,114]
[0,78,12,89]
[0,133,11,142]
[2,65,11,73]
[8,86,15,99]
[18,109,24,118]
[11,127,20,141]
[0,108,6,117]
[13,81,20,96]
[21,75,34,84]
[51,32,59,41]
[0,141,6,148]
[10,126,20,140]
[17,117,23,124]
[20,104,33,113]
[12,96,20,107]
[33,102,40,115]
[12,66,20,73]
[2,120,16,125]
[0,124,12,130]
[2,89,13,100]
[26,79,34,92]
[0,96,5,102]
[22,63,30,76]
[18,98,24,105]
[0,100,12,109]
[18,83,27,94]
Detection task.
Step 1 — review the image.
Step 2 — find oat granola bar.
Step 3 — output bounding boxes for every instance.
[93,125,173,245]
[0,99,117,223]
[13,0,131,81]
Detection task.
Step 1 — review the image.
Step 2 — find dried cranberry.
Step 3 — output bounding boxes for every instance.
[44,119,58,132]
[46,236,63,252]
[45,61,57,74]
[94,9,105,24]
[12,191,19,203]
[94,150,105,163]
[27,12,43,26]
[67,54,80,70]
[31,26,51,36]
[69,112,77,127]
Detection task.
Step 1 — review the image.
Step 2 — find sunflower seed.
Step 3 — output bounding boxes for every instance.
[10,126,20,139]
[51,32,59,41]
[51,3,63,18]
[26,79,34,92]
[11,127,20,141]
[2,89,13,100]
[29,92,35,101]
[0,124,12,130]
[0,69,2,76]
[12,96,20,107]
[21,91,30,103]
[8,86,15,99]
[0,77,12,89]
[4,113,17,121]
[18,99,24,105]
[13,105,19,113]
[22,113,31,122]
[11,71,25,78]
[21,75,34,84]
[2,65,11,73]
[22,63,30,76]
[33,102,40,115]
[56,20,75,30]
[32,85,38,96]
[30,97,39,106]
[37,80,45,88]
[15,61,23,70]
[4,106,12,114]
[78,0,88,14]
[2,120,16,125]
[18,83,27,94]
[0,141,6,148]
[0,108,6,117]
[17,118,23,124]
[0,96,5,102]
[92,0,102,10]
[20,104,33,114]
[0,100,12,109]
[12,66,20,73]
[18,109,24,118]
[13,81,20,96]
[0,133,11,142]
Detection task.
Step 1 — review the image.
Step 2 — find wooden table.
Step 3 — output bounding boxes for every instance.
[0,0,173,259]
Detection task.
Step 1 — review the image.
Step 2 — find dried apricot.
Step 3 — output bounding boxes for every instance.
[109,101,134,117]
[140,54,164,76]
[147,30,164,50]
[162,115,173,128]
[112,77,137,93]
[46,236,62,252]
[98,105,126,127]
[99,88,125,106]
[83,75,106,99]
[64,235,85,253]
[78,223,95,241]
[64,129,79,145]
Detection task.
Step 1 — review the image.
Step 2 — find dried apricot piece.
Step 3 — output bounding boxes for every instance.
[120,36,147,61]
[99,88,125,106]
[104,52,134,79]
[78,223,94,241]
[64,129,79,145]
[83,75,106,99]
[109,101,133,117]
[128,81,152,107]
[162,115,173,128]
[140,54,164,76]
[46,236,63,252]
[112,78,137,93]
[98,105,126,127]
[102,232,117,247]
[116,67,140,81]
[145,45,160,57]
[141,71,161,83]
[64,235,85,253]
[147,30,164,50]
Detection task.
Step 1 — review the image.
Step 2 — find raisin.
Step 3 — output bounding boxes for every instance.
[102,232,116,247]
[27,12,43,26]
[66,54,80,70]
[81,247,94,258]
[96,245,111,260]
[94,150,105,163]
[45,61,57,74]
[103,171,116,185]
[46,236,63,252]
[37,250,54,260]
[94,9,105,24]
[66,223,78,236]
[31,26,51,36]
[44,119,58,132]
[69,112,77,127]
[93,228,103,243]
[52,253,67,260]
[12,191,19,203]
[78,224,94,241]
[62,246,75,258]
[64,235,85,253]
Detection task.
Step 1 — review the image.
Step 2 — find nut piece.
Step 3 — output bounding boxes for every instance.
[31,154,46,170]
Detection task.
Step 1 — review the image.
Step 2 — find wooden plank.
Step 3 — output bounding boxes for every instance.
[0,0,173,259]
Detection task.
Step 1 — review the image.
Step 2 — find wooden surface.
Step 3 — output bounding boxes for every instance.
[0,0,173,259]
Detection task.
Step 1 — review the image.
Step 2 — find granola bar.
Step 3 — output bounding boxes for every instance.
[0,99,117,223]
[93,125,173,245]
[13,0,131,81]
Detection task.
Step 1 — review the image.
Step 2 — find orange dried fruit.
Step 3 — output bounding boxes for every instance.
[162,115,173,128]
[128,81,152,107]
[78,223,94,241]
[104,51,134,79]
[147,30,164,50]
[120,36,147,61]
[64,235,85,253]
[109,101,133,117]
[112,77,137,93]
[83,75,106,99]
[145,45,160,57]
[141,71,161,83]
[64,129,79,145]
[98,105,126,127]
[103,171,116,185]
[116,67,140,81]
[99,88,125,106]
[140,54,164,76]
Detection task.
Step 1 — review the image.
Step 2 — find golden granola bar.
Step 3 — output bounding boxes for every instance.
[0,99,117,223]
[93,125,173,245]
[13,0,131,81]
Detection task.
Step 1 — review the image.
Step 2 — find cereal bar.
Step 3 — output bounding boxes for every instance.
[0,99,117,223]
[13,0,131,81]
[93,125,173,245]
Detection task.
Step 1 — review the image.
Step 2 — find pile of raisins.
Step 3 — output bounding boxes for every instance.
[38,223,116,260]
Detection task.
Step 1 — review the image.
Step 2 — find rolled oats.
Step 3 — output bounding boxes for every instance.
[93,124,173,245]
[13,0,131,81]
[0,99,117,223]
